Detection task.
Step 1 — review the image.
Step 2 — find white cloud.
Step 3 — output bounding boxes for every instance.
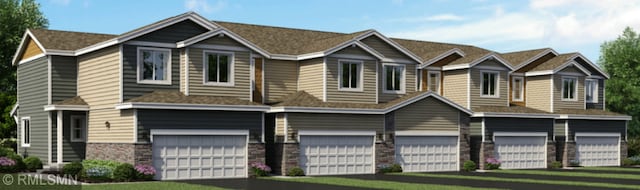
[184,0,226,14]
[50,0,71,6]
[426,14,465,21]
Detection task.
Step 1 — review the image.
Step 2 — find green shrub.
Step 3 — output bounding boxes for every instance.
[113,163,135,182]
[83,166,112,181]
[485,158,501,170]
[82,160,123,179]
[463,160,476,172]
[63,161,83,176]
[390,164,402,172]
[5,154,24,172]
[550,161,562,169]
[623,158,635,166]
[24,156,43,172]
[628,137,640,157]
[0,147,16,157]
[287,167,305,176]
[569,160,581,167]
[378,164,403,173]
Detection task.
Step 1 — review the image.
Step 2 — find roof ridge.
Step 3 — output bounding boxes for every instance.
[213,20,349,35]
[29,28,117,36]
[500,47,550,55]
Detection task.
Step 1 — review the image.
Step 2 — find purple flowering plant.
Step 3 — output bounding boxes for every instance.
[134,164,156,180]
[249,162,271,177]
[0,156,16,173]
[485,157,501,170]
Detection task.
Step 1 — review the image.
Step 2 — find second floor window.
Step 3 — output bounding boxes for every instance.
[562,77,577,101]
[138,47,171,85]
[339,60,362,91]
[384,64,404,93]
[481,71,499,97]
[428,71,440,94]
[204,51,234,86]
[585,79,598,103]
[512,77,523,101]
[21,117,30,147]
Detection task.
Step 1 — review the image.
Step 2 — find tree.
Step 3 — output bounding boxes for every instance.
[599,27,640,138]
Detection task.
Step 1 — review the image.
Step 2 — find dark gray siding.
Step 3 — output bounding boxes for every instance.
[567,120,626,141]
[122,45,180,101]
[50,111,86,162]
[132,20,208,43]
[17,56,49,163]
[50,56,77,102]
[137,109,262,143]
[484,118,554,140]
[586,79,604,109]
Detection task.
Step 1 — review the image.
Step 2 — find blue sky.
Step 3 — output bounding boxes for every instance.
[38,0,640,63]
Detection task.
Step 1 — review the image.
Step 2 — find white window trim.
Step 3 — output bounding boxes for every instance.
[136,47,172,85]
[512,76,524,101]
[70,115,87,142]
[382,63,406,94]
[202,50,235,86]
[337,59,364,92]
[480,70,500,98]
[427,71,441,94]
[21,117,31,147]
[585,79,598,103]
[561,76,578,101]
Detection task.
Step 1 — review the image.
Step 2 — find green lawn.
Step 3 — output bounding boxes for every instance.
[493,169,639,180]
[267,176,501,190]
[394,173,640,190]
[82,182,227,190]
[576,167,640,173]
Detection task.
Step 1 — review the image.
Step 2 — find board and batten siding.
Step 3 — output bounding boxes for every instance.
[286,113,384,142]
[325,57,377,104]
[567,120,626,141]
[50,56,77,102]
[298,58,324,99]
[78,45,134,143]
[132,20,208,43]
[394,97,459,131]
[264,59,298,103]
[442,69,469,108]
[379,63,417,103]
[553,71,584,112]
[16,56,49,163]
[187,47,251,99]
[469,61,509,108]
[136,109,262,142]
[484,118,554,140]
[359,36,410,60]
[122,45,180,101]
[525,75,552,112]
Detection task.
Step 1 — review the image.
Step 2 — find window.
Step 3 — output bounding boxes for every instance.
[70,115,86,142]
[339,60,362,91]
[383,64,405,93]
[428,71,440,94]
[204,51,234,86]
[562,77,577,101]
[137,47,171,85]
[512,77,524,101]
[481,71,499,97]
[585,79,598,103]
[21,117,30,147]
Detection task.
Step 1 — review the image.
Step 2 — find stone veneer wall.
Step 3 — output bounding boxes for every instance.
[459,114,471,170]
[562,141,576,167]
[86,143,152,165]
[271,143,299,176]
[620,141,628,166]
[546,141,556,167]
[375,140,395,172]
[479,141,494,170]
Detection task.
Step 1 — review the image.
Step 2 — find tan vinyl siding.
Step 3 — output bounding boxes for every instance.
[379,63,417,102]
[180,49,186,93]
[298,58,324,99]
[553,73,584,111]
[469,62,509,108]
[20,38,44,61]
[442,69,469,108]
[334,46,372,56]
[286,113,384,142]
[325,57,376,103]
[360,36,409,60]
[187,47,251,99]
[554,120,565,137]
[78,45,133,143]
[395,97,459,131]
[470,119,482,136]
[198,36,244,47]
[525,75,552,112]
[264,59,298,103]
[558,66,582,74]
[275,113,285,136]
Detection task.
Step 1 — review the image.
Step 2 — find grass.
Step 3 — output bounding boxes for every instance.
[394,173,640,190]
[82,181,228,190]
[576,167,640,173]
[267,176,501,190]
[493,169,640,180]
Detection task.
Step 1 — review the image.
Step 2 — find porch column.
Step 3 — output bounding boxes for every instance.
[57,110,63,164]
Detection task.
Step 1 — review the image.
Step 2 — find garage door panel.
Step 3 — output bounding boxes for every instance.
[300,135,374,175]
[576,136,619,166]
[494,136,546,169]
[395,136,458,172]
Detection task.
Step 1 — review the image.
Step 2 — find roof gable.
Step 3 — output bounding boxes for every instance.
[502,48,558,69]
[131,19,209,43]
[442,53,514,71]
[358,34,422,63]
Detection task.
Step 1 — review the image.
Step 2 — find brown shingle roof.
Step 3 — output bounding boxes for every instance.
[29,29,116,51]
[127,90,263,106]
[528,53,576,72]
[473,105,550,114]
[555,109,627,116]
[274,91,432,109]
[500,48,550,67]
[52,96,88,105]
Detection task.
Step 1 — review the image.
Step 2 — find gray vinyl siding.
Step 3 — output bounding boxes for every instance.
[484,118,554,141]
[360,36,410,60]
[16,56,49,163]
[394,97,459,131]
[553,73,584,112]
[50,56,77,102]
[469,118,483,136]
[264,59,298,103]
[132,20,208,43]
[469,61,509,108]
[197,35,244,47]
[379,64,417,103]
[286,113,384,142]
[122,45,180,101]
[442,69,469,108]
[187,47,251,99]
[567,120,626,142]
[586,79,604,109]
[298,58,324,99]
[554,120,566,137]
[51,111,86,162]
[325,57,377,104]
[136,109,263,142]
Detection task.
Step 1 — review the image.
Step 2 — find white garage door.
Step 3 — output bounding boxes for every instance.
[152,135,247,180]
[395,136,458,172]
[576,135,620,166]
[299,135,374,175]
[494,135,546,169]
